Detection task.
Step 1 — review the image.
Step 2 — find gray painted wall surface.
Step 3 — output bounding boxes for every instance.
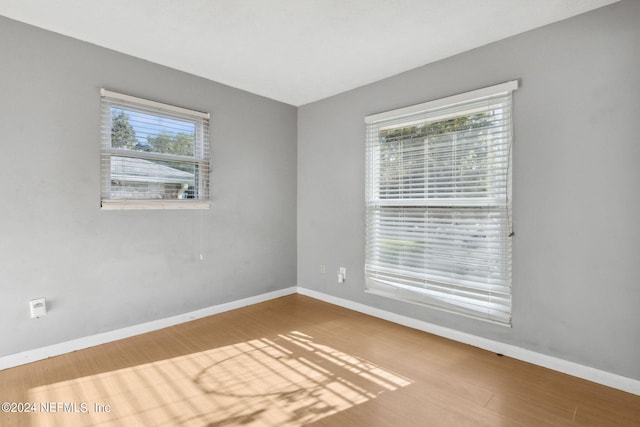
[1,0,638,383]
[0,17,297,356]
[298,0,639,379]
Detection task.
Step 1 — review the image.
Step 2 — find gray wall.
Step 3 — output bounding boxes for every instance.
[2,0,638,382]
[298,0,639,380]
[0,17,297,356]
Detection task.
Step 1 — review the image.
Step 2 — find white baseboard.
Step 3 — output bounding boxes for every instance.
[3,285,638,397]
[297,287,640,396]
[0,286,297,371]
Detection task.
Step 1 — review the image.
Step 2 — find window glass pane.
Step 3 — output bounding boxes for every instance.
[111,107,196,157]
[109,156,197,200]
[367,206,509,287]
[377,112,503,200]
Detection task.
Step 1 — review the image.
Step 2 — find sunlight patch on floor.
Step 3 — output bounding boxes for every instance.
[28,331,412,426]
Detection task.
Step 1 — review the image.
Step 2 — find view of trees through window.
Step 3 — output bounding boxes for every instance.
[372,111,507,271]
[111,109,196,158]
[376,112,502,201]
[108,108,199,199]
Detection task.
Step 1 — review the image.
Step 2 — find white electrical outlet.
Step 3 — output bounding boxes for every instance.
[320,264,326,273]
[30,297,47,318]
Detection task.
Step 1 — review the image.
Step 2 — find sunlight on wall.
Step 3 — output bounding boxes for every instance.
[28,331,412,426]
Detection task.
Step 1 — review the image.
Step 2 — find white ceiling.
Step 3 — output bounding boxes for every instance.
[0,0,619,106]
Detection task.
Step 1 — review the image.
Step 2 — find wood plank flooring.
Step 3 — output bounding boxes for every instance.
[0,294,638,426]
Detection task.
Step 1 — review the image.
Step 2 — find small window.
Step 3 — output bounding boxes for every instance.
[100,89,210,209]
[365,81,518,325]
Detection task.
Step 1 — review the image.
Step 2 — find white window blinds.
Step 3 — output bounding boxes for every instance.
[365,81,518,325]
[100,89,210,210]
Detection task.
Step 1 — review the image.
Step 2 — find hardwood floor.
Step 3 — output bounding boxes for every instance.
[1,294,638,426]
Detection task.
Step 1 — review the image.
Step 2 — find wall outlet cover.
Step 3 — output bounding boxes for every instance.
[30,297,47,318]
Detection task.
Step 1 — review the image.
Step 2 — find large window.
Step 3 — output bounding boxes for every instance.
[364,81,518,325]
[100,89,210,209]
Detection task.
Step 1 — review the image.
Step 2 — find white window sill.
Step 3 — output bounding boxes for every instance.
[101,200,210,210]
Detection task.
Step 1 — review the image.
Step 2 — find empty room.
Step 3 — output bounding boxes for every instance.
[0,1,638,426]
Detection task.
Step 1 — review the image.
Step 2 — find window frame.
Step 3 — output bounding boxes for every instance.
[364,81,518,326]
[100,89,211,210]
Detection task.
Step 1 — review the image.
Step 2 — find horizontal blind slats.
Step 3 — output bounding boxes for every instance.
[365,83,515,325]
[100,89,211,206]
